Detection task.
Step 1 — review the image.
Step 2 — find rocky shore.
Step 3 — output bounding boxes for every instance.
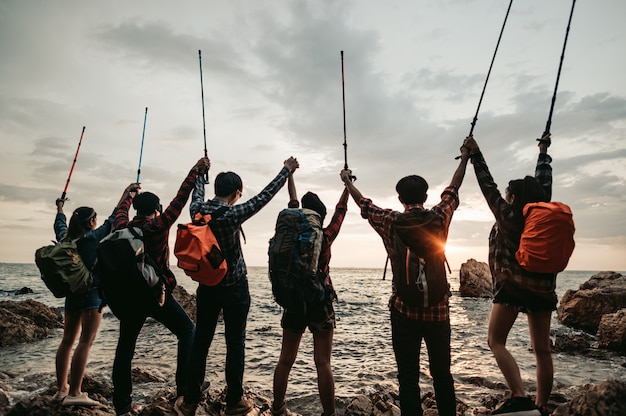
[1,270,625,415]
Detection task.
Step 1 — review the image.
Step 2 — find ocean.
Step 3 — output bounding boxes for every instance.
[1,263,624,414]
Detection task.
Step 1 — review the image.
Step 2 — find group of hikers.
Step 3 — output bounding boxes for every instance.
[47,132,558,416]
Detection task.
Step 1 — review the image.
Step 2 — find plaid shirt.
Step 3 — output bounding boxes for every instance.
[357,186,459,321]
[190,167,290,286]
[115,168,199,288]
[471,151,556,293]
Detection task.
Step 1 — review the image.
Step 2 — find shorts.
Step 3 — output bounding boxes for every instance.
[281,302,335,334]
[65,287,102,312]
[493,278,557,313]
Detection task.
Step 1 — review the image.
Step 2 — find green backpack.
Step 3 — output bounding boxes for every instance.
[35,242,93,298]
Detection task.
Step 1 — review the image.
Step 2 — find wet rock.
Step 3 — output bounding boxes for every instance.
[552,331,595,353]
[172,285,196,322]
[552,379,626,416]
[13,287,33,296]
[0,299,63,347]
[458,259,492,298]
[596,308,626,353]
[7,375,114,416]
[557,271,626,334]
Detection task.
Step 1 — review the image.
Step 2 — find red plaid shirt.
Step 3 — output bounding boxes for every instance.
[357,186,460,321]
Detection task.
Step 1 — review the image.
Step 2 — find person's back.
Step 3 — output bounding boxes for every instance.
[111,158,208,416]
[177,157,299,416]
[340,143,469,416]
[270,174,348,416]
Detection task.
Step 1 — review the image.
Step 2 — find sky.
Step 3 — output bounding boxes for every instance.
[1,0,625,272]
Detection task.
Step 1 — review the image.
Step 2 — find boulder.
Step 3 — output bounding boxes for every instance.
[458,259,492,298]
[172,285,196,322]
[0,299,63,347]
[557,272,626,333]
[552,379,626,416]
[596,308,626,353]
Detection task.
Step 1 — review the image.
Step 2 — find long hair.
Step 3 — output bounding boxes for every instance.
[508,175,549,216]
[62,206,95,242]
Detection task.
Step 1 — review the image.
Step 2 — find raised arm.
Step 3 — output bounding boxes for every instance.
[287,172,299,208]
[340,169,364,204]
[449,140,470,189]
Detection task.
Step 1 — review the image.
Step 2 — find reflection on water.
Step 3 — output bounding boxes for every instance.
[1,264,624,414]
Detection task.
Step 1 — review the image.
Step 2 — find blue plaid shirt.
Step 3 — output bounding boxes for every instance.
[190,167,290,286]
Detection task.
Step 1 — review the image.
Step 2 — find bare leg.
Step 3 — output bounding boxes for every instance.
[272,330,302,409]
[487,303,525,397]
[313,329,335,416]
[56,310,81,394]
[527,310,553,406]
[68,308,103,396]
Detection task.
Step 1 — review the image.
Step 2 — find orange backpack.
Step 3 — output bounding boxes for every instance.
[515,201,575,273]
[174,207,228,286]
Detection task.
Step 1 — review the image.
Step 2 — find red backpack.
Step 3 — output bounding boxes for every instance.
[515,201,575,273]
[174,207,228,286]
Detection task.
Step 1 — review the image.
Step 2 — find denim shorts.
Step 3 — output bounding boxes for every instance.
[281,302,335,334]
[64,287,102,311]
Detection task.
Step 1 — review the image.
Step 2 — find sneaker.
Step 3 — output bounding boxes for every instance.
[538,405,550,416]
[271,401,293,416]
[492,396,541,416]
[225,398,254,415]
[61,392,100,407]
[52,391,68,402]
[174,396,197,416]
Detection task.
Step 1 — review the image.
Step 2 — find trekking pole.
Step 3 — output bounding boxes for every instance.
[341,51,356,181]
[198,49,209,184]
[456,0,514,159]
[539,0,576,144]
[60,126,86,201]
[136,107,148,183]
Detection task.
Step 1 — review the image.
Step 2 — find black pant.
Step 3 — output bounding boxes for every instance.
[391,309,456,416]
[112,293,195,414]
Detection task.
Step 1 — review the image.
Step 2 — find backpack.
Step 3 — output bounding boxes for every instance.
[268,208,326,314]
[34,241,92,298]
[516,201,575,273]
[97,227,166,319]
[174,206,228,286]
[390,209,449,307]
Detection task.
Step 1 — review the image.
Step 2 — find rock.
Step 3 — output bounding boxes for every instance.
[131,367,165,383]
[557,272,626,334]
[552,329,595,353]
[14,287,33,296]
[596,308,626,353]
[0,299,63,347]
[552,379,626,416]
[172,285,196,322]
[458,259,492,298]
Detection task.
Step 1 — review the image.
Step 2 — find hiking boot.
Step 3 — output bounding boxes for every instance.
[271,401,293,416]
[225,398,254,415]
[492,396,541,415]
[174,396,197,416]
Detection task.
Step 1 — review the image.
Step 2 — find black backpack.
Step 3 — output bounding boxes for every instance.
[268,208,328,314]
[390,209,450,307]
[97,227,166,319]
